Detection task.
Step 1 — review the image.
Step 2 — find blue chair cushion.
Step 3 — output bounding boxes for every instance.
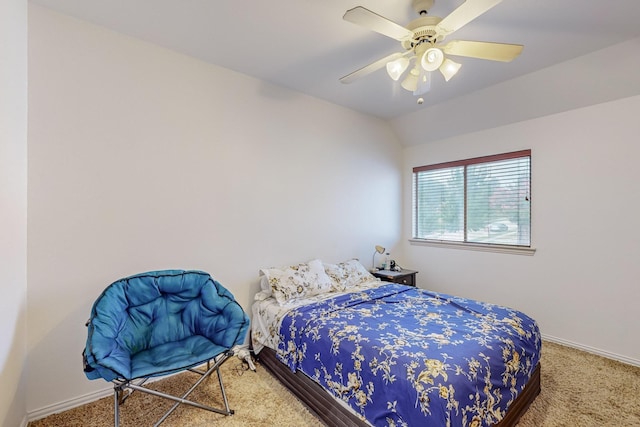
[84,270,249,382]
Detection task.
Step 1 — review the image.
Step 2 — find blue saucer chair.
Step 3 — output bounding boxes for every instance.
[83,270,250,426]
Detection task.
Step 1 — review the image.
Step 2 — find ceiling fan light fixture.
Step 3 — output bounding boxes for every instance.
[439,58,462,82]
[401,67,420,92]
[386,57,410,81]
[421,47,444,71]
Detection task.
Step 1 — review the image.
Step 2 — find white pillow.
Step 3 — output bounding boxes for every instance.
[259,274,271,295]
[260,259,333,305]
[324,259,376,291]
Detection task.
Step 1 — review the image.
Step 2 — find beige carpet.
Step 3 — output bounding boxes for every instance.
[30,341,640,426]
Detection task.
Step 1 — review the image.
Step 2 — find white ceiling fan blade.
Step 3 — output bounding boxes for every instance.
[441,40,523,62]
[436,0,503,37]
[344,6,414,42]
[340,52,405,84]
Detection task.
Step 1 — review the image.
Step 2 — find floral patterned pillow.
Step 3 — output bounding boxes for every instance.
[260,259,333,306]
[324,259,376,291]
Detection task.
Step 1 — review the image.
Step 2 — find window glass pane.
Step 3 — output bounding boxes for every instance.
[414,166,464,241]
[466,157,530,246]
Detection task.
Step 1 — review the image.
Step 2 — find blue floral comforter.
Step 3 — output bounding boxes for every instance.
[277,283,541,427]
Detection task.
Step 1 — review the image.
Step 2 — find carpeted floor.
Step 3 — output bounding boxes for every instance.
[30,341,640,426]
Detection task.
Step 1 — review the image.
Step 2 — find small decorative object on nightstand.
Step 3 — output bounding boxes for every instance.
[372,269,418,287]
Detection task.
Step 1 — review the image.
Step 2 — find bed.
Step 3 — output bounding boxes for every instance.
[251,259,541,427]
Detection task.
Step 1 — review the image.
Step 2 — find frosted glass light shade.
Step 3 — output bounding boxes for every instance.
[421,48,444,71]
[401,68,420,92]
[386,57,410,81]
[439,58,462,82]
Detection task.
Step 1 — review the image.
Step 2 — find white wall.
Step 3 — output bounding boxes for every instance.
[401,94,640,365]
[0,0,28,426]
[27,5,402,416]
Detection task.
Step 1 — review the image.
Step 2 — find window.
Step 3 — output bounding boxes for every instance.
[412,150,531,248]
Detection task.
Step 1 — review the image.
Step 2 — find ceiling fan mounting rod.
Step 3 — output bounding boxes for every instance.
[413,0,435,15]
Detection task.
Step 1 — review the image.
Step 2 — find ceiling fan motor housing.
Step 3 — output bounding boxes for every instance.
[402,15,443,49]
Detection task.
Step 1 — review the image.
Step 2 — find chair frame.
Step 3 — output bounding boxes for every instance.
[111,350,235,427]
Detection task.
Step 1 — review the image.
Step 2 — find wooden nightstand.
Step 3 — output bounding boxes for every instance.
[372,269,418,287]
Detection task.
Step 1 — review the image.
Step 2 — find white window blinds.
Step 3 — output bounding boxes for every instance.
[413,150,531,247]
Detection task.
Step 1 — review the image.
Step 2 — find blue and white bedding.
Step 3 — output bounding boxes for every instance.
[252,260,541,427]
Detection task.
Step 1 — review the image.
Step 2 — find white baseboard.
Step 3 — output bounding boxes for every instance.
[542,333,640,367]
[27,372,180,422]
[19,415,28,427]
[27,386,112,423]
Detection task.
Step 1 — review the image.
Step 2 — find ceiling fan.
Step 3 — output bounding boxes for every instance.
[340,0,523,96]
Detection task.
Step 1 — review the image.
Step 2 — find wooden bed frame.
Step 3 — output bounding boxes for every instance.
[256,345,541,427]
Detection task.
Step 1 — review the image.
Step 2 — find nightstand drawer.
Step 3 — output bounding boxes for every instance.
[371,269,418,287]
[396,274,414,286]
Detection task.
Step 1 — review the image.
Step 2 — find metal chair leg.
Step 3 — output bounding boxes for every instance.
[217,368,231,414]
[113,387,120,427]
